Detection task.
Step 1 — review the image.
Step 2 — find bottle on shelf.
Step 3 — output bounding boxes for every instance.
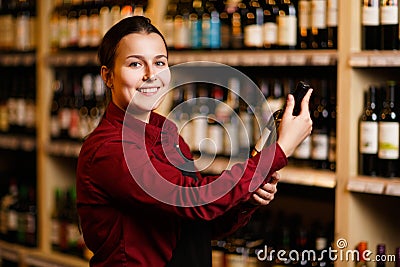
[376,244,386,267]
[380,0,399,50]
[310,0,328,49]
[0,0,15,51]
[15,0,36,52]
[297,0,311,49]
[243,0,264,49]
[162,0,178,49]
[378,81,399,177]
[67,0,80,50]
[51,188,62,251]
[359,85,379,176]
[327,0,337,49]
[189,0,203,50]
[310,79,330,169]
[361,0,380,50]
[230,2,244,49]
[356,241,368,267]
[262,0,279,49]
[276,0,297,50]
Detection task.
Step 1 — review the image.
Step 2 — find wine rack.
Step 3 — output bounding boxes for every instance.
[0,0,399,266]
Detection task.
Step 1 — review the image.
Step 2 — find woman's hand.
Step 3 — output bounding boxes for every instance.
[248,172,280,206]
[277,89,313,157]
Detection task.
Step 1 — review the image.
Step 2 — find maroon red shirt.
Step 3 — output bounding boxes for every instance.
[76,101,288,266]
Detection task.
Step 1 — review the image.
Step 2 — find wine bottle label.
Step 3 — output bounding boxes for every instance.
[192,116,208,152]
[378,122,399,159]
[294,135,311,159]
[212,250,224,267]
[362,6,379,26]
[100,7,112,37]
[298,1,311,28]
[244,24,263,47]
[311,133,329,160]
[51,219,60,245]
[190,19,202,49]
[59,16,68,48]
[78,14,89,48]
[50,116,61,137]
[327,0,338,27]
[59,108,72,130]
[359,121,378,154]
[174,16,190,49]
[207,123,224,155]
[277,15,297,46]
[8,209,18,231]
[111,5,121,25]
[25,101,36,130]
[210,12,221,49]
[67,222,80,246]
[328,134,336,162]
[89,14,101,47]
[0,14,14,49]
[380,6,398,25]
[67,18,79,46]
[311,0,327,29]
[16,98,27,127]
[26,213,36,234]
[202,15,211,48]
[0,105,9,132]
[7,98,17,126]
[16,15,30,51]
[163,18,175,48]
[263,22,278,45]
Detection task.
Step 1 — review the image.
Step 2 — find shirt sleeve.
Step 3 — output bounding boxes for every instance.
[82,140,287,221]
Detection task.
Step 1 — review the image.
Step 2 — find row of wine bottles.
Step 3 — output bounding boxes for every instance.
[0,0,36,52]
[50,186,92,260]
[362,0,400,50]
[359,81,400,178]
[163,0,338,51]
[0,177,37,248]
[211,209,334,267]
[355,241,400,267]
[0,66,36,136]
[49,0,148,51]
[169,76,336,170]
[50,69,109,141]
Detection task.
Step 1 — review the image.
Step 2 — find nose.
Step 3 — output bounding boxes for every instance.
[143,65,156,81]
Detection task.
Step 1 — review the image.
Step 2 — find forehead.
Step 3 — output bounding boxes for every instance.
[116,32,167,57]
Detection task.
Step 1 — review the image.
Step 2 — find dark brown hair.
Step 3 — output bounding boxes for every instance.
[98,16,168,70]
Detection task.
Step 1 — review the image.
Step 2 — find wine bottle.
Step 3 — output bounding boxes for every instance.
[0,0,15,51]
[174,0,191,50]
[380,0,399,50]
[356,241,369,267]
[359,85,379,176]
[243,0,264,49]
[88,0,101,48]
[251,81,311,156]
[298,0,311,49]
[67,0,80,50]
[327,0,337,49]
[78,0,90,49]
[277,0,297,50]
[378,81,399,177]
[362,0,380,50]
[310,0,328,49]
[262,0,279,49]
[189,0,203,49]
[376,244,386,267]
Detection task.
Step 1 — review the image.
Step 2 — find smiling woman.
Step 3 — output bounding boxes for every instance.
[76,16,313,267]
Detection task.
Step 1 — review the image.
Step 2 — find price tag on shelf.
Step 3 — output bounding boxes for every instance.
[385,183,400,196]
[369,56,388,67]
[364,182,385,195]
[272,54,288,65]
[347,180,366,193]
[311,54,331,66]
[288,54,307,66]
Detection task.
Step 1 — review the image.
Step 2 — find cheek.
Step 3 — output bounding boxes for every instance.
[158,68,171,86]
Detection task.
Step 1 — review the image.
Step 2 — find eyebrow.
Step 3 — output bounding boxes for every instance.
[126,54,168,60]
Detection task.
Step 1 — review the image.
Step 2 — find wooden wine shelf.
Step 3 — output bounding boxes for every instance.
[47,140,82,158]
[46,50,338,67]
[0,134,36,151]
[349,51,400,67]
[0,241,88,267]
[194,154,336,188]
[347,176,400,197]
[0,52,36,66]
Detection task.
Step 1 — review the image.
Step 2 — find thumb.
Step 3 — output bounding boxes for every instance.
[282,94,295,119]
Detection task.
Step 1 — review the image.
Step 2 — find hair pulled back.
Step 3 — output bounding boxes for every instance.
[98,16,168,70]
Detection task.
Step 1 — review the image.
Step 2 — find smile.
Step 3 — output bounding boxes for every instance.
[137,87,160,94]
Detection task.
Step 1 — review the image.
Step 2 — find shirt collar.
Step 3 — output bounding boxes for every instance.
[104,101,178,148]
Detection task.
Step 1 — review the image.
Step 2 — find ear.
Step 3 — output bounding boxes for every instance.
[101,65,113,89]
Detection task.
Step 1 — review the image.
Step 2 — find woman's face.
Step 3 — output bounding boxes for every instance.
[103,32,170,122]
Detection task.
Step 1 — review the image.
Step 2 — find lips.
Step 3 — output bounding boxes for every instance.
[137,87,160,95]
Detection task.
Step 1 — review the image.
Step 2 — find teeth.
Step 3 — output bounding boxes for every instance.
[139,87,158,93]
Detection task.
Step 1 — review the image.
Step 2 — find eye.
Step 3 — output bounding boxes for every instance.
[155,60,167,67]
[129,61,142,68]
